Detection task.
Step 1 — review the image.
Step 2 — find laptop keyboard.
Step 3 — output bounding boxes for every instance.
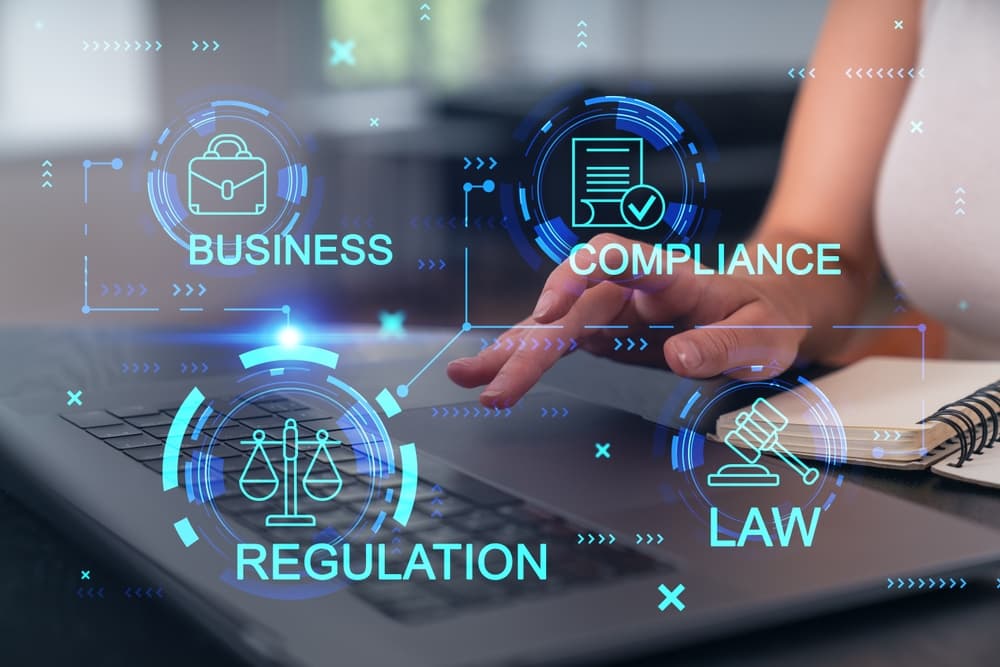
[62,398,669,622]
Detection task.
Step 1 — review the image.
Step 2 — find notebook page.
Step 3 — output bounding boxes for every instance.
[932,452,1000,490]
[718,357,1000,434]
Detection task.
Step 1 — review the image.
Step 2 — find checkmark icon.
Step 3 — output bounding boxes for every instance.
[627,195,657,222]
[619,184,666,230]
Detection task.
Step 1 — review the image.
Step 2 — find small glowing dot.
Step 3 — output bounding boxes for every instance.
[396,384,409,398]
[278,326,302,347]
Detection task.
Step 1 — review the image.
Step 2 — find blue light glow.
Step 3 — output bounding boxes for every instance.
[278,325,303,348]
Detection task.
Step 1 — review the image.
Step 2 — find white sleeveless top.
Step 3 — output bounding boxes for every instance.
[875,0,1000,359]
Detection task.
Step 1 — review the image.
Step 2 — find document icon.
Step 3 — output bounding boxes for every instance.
[571,137,664,230]
[188,134,267,216]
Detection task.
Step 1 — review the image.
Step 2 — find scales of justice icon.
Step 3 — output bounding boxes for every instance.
[238,417,344,527]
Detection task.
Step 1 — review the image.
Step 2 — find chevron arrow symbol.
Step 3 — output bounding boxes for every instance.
[172,283,180,296]
[587,533,594,544]
[185,283,193,296]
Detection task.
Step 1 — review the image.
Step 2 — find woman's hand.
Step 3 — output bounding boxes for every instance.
[447,233,810,407]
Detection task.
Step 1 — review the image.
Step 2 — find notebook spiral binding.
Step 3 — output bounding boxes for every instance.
[923,381,1000,467]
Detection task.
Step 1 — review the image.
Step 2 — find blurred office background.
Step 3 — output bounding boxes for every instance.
[0,0,849,334]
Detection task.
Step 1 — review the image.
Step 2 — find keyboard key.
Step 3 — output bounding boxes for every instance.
[416,496,474,517]
[298,418,354,433]
[445,509,508,533]
[108,405,161,418]
[105,433,162,450]
[202,443,245,459]
[61,411,121,429]
[123,445,166,462]
[276,407,331,422]
[238,415,288,430]
[87,423,142,439]
[211,424,255,441]
[125,413,174,428]
[144,424,192,439]
[253,398,306,413]
[228,405,271,419]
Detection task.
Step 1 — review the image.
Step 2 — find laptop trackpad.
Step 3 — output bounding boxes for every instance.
[393,391,672,521]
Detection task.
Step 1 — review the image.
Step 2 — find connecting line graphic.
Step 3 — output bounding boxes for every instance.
[832,323,926,379]
[224,305,292,327]
[82,158,123,204]
[397,245,564,399]
[82,257,293,325]
[462,179,495,228]
[82,256,160,313]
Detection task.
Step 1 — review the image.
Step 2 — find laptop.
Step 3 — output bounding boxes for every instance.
[1,326,999,667]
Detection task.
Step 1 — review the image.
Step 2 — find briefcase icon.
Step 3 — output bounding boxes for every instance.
[187,134,267,216]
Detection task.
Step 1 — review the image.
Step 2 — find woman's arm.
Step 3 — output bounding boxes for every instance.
[753,0,920,357]
[448,0,924,407]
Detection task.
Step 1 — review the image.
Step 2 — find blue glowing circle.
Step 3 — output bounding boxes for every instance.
[396,384,409,398]
[654,365,849,545]
[162,345,414,600]
[111,158,123,170]
[146,99,320,252]
[499,92,718,271]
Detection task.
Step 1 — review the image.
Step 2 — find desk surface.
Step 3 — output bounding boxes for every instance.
[2,331,999,665]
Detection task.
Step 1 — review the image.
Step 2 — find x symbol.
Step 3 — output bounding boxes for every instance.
[894,20,904,30]
[329,39,356,66]
[80,570,91,580]
[369,117,380,127]
[595,442,611,459]
[909,121,924,134]
[378,310,406,335]
[66,390,83,406]
[657,583,686,612]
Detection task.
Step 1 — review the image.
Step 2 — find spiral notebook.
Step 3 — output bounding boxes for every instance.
[715,356,1000,489]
